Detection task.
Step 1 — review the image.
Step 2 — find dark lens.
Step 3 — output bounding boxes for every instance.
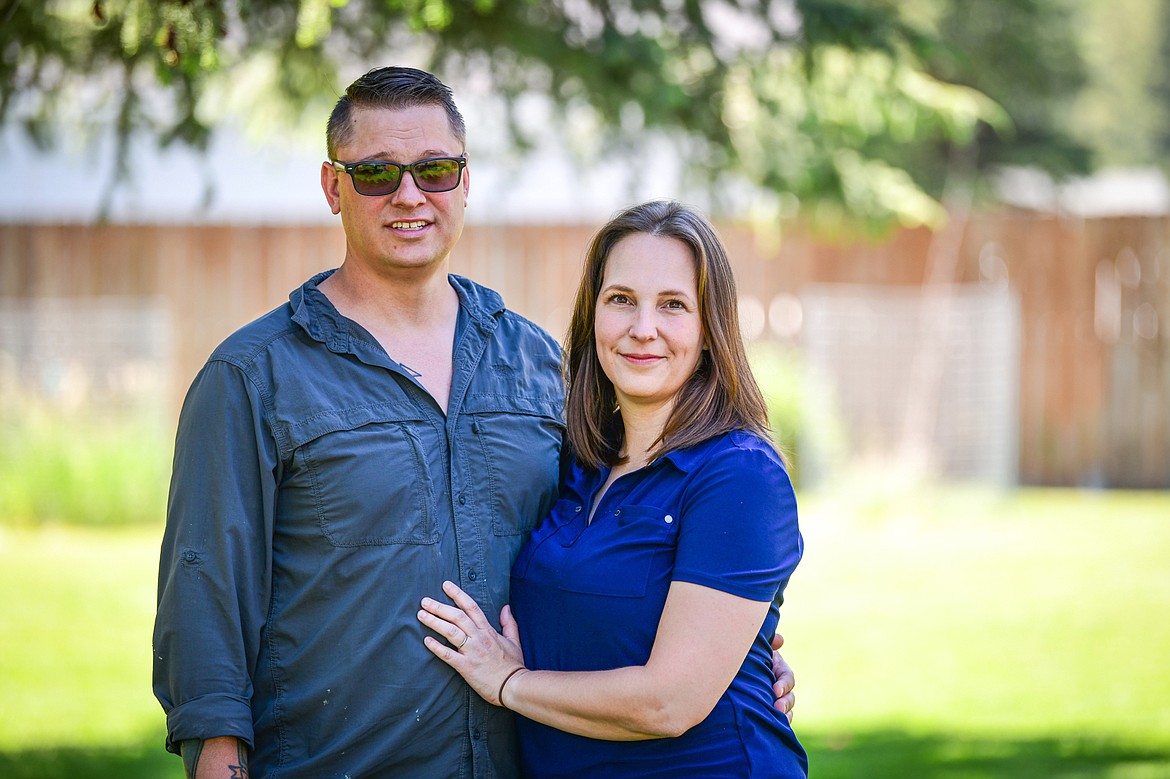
[412,158,461,192]
[352,162,402,195]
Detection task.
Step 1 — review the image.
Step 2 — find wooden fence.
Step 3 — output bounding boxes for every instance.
[1,212,1167,488]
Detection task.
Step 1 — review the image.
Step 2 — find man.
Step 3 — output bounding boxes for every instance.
[154,66,794,779]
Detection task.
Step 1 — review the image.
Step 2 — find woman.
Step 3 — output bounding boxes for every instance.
[418,200,806,777]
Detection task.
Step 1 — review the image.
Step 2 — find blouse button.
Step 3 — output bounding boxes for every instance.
[614,509,622,517]
[574,505,581,513]
[664,515,673,524]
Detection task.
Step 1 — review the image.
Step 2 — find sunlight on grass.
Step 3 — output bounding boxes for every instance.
[782,486,1170,747]
[1,488,1167,777]
[0,526,172,751]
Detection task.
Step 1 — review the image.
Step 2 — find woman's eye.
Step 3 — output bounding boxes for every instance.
[608,293,632,305]
[663,299,686,310]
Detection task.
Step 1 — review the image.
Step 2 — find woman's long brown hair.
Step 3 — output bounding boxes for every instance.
[564,200,775,469]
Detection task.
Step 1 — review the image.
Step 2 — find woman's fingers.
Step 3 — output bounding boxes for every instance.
[417,607,468,649]
[422,635,462,666]
[419,595,478,639]
[500,604,521,647]
[442,581,490,627]
[419,595,466,624]
[418,590,528,709]
[418,585,521,670]
[418,585,496,653]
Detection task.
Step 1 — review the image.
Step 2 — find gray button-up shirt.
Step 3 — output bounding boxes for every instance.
[154,271,564,778]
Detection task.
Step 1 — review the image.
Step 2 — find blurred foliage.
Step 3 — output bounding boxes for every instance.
[1071,0,1170,169]
[0,0,1047,230]
[12,0,1156,227]
[0,396,170,526]
[902,0,1094,190]
[750,341,849,488]
[1159,0,1170,160]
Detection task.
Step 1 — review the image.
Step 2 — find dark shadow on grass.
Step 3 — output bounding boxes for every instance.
[2,729,1169,778]
[803,729,1170,778]
[0,736,184,779]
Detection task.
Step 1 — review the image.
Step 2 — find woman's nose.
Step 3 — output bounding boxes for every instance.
[628,307,657,340]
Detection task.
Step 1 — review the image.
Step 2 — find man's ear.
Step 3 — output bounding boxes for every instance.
[461,152,470,207]
[321,161,342,215]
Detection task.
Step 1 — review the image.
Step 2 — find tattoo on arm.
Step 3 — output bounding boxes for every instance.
[180,738,248,778]
[180,739,204,779]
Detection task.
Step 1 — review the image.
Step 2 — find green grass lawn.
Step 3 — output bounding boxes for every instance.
[1,488,1168,778]
[0,525,182,778]
[783,486,1170,778]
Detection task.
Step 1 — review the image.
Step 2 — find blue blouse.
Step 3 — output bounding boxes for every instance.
[510,430,807,778]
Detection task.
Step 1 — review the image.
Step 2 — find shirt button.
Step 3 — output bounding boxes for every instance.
[183,550,197,562]
[472,729,482,740]
[574,505,581,513]
[664,515,674,524]
[458,494,466,506]
[614,509,622,517]
[467,569,477,581]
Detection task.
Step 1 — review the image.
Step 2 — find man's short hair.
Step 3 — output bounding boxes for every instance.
[326,66,466,159]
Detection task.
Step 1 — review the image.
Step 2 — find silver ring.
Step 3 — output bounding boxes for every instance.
[458,634,470,650]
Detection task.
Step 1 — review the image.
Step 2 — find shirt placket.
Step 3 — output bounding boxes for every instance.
[445,310,498,778]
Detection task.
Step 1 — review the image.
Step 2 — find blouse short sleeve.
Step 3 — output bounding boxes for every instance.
[671,433,802,603]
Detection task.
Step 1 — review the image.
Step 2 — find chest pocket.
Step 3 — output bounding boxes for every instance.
[559,505,679,598]
[511,496,582,579]
[463,395,563,537]
[286,403,439,547]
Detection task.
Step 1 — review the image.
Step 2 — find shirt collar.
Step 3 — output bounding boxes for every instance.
[448,273,506,328]
[288,270,506,351]
[654,434,727,474]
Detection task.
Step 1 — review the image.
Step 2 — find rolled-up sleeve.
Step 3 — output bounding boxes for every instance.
[153,358,279,753]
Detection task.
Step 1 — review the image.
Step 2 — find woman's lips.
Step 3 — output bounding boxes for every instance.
[621,353,664,365]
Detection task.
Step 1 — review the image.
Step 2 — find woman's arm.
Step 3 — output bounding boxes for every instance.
[418,578,770,740]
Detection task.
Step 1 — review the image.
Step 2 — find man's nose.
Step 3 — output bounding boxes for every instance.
[389,169,427,206]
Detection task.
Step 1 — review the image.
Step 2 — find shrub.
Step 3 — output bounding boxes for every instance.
[0,397,171,526]
[749,341,849,489]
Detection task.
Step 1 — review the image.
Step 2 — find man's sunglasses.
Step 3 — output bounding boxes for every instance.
[330,155,467,197]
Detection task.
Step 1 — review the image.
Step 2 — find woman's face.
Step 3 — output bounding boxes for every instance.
[594,232,704,416]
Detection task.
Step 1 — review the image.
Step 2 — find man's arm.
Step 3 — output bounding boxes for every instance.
[154,359,279,756]
[182,737,250,779]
